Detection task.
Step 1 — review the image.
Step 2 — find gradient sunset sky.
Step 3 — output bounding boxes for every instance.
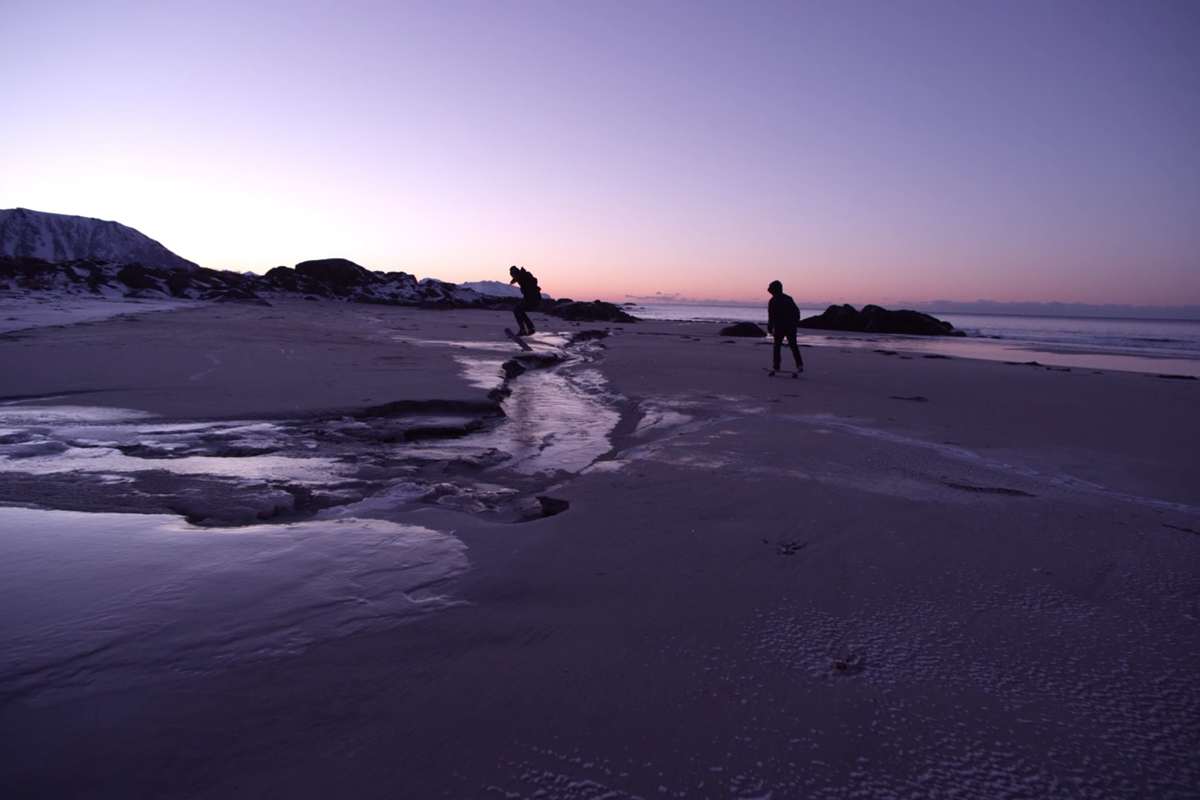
[2,1,1197,305]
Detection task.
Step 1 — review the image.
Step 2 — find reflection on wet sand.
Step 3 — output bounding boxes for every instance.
[805,331,1200,378]
[0,507,468,701]
[491,366,620,475]
[405,334,621,476]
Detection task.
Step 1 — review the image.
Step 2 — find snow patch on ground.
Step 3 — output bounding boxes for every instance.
[0,294,200,333]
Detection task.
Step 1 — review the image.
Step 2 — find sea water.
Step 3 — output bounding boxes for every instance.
[628,302,1200,377]
[936,313,1200,358]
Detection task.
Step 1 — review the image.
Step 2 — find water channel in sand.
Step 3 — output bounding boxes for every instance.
[0,333,624,512]
[0,335,627,698]
[395,331,623,477]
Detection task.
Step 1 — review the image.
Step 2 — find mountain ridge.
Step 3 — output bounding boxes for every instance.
[0,208,200,273]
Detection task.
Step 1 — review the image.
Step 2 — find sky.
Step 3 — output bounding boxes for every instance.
[2,1,1198,306]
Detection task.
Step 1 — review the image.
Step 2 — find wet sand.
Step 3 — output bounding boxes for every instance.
[2,299,1199,798]
[0,298,499,417]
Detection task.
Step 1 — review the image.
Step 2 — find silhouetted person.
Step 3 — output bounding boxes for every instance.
[509,265,541,335]
[767,280,804,373]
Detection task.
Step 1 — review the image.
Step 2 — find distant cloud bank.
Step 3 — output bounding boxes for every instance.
[908,300,1200,321]
[625,293,683,302]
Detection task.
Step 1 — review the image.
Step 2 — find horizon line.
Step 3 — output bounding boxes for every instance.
[623,295,1200,310]
[621,296,1200,320]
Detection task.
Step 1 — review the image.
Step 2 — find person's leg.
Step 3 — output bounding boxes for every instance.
[513,300,534,334]
[786,328,803,370]
[772,331,783,370]
[523,299,539,334]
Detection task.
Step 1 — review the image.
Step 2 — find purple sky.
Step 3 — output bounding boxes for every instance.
[2,1,1197,305]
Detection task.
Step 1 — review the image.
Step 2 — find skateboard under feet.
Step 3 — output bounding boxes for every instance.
[764,366,802,378]
[504,328,533,351]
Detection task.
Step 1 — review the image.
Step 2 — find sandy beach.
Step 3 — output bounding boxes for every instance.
[2,299,1198,799]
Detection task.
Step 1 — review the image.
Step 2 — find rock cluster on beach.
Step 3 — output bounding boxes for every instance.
[0,253,639,322]
[719,307,960,338]
[0,209,638,326]
[541,297,638,322]
[0,209,637,322]
[799,303,964,336]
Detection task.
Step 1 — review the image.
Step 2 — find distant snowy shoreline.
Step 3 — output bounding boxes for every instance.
[0,295,203,334]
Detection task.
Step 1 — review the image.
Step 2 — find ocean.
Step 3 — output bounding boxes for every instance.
[625,302,1200,378]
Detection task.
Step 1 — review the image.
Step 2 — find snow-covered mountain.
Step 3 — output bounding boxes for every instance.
[0,208,199,272]
[459,280,522,298]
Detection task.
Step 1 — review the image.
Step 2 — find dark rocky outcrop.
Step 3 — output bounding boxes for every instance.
[542,299,637,323]
[0,255,260,300]
[536,496,570,517]
[798,304,963,336]
[0,210,646,319]
[799,303,860,332]
[0,254,487,309]
[116,263,170,291]
[719,322,767,337]
[293,258,377,287]
[1,246,647,321]
[264,260,408,299]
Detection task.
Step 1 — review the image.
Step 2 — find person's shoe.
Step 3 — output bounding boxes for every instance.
[525,326,536,335]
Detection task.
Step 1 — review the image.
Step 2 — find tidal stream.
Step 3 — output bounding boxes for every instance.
[0,332,627,700]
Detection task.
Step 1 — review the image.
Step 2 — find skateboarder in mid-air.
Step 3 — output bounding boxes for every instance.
[509,265,541,336]
[767,280,804,374]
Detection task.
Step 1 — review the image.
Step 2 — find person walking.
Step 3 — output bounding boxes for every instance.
[767,280,804,373]
[508,265,541,336]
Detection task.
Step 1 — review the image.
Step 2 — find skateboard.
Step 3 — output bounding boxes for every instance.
[764,366,801,378]
[504,328,533,351]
